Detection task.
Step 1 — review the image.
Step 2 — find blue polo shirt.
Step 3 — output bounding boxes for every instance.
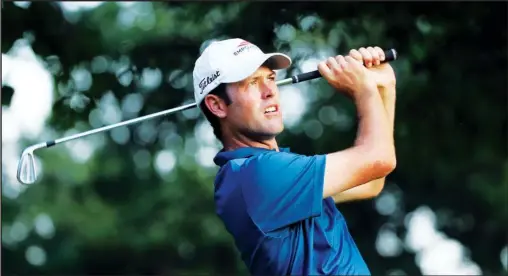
[213,147,370,275]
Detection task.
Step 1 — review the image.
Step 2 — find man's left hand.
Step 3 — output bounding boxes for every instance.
[349,47,396,93]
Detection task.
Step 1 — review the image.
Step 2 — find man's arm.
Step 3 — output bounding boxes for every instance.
[333,86,396,203]
[332,47,397,203]
[318,55,396,199]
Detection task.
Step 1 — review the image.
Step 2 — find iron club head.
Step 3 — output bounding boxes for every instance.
[16,143,47,185]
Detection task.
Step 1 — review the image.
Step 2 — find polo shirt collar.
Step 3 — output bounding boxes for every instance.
[214,146,291,167]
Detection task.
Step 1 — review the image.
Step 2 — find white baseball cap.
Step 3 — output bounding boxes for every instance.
[192,38,292,107]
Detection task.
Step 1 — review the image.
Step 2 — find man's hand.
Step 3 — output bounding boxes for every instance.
[349,47,396,98]
[317,55,378,100]
[348,46,397,129]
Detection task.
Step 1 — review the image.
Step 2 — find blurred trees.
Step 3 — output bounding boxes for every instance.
[2,2,506,275]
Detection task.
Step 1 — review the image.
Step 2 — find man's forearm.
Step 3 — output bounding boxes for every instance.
[333,86,396,203]
[380,86,396,138]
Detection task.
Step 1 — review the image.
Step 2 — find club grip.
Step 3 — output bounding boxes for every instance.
[291,48,397,84]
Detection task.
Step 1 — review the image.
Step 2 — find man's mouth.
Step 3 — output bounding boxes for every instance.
[264,105,278,114]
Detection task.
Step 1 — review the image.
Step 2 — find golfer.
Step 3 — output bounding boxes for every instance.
[192,38,396,275]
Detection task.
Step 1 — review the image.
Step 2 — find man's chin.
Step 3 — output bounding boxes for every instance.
[246,127,283,141]
[260,127,284,140]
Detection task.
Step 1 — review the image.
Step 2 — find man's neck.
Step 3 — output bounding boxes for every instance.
[222,132,279,152]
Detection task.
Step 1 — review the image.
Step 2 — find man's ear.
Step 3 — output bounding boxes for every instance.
[204,94,228,118]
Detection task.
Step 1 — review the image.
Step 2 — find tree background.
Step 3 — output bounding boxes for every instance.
[2,1,507,275]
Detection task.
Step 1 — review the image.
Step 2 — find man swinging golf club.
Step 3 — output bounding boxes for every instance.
[193,38,397,275]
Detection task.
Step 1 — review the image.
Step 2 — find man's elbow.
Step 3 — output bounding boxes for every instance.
[369,150,397,179]
[363,158,395,199]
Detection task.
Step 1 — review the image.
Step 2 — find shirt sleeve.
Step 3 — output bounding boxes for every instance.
[240,151,327,233]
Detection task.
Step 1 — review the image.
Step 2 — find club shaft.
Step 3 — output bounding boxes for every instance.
[52,102,197,146]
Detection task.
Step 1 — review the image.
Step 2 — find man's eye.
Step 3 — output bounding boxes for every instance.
[250,79,258,85]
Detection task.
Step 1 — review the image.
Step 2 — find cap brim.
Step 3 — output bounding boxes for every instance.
[223,52,292,83]
[263,52,292,70]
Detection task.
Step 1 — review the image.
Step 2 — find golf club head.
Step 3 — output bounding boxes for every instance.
[17,150,37,185]
[16,143,47,185]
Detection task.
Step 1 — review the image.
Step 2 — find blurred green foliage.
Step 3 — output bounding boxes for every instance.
[2,2,507,275]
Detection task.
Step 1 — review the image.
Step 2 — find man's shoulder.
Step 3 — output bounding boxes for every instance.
[220,149,327,177]
[214,151,286,191]
[218,150,296,173]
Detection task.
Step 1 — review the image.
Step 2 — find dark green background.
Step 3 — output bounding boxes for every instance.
[2,2,507,275]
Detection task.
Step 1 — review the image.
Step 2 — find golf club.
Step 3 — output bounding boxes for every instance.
[16,49,398,185]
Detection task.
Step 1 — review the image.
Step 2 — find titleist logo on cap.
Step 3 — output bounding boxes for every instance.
[199,70,221,94]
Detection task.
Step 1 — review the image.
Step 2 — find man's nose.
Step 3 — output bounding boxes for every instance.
[261,82,276,99]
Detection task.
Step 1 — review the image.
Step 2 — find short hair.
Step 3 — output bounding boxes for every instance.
[200,83,231,142]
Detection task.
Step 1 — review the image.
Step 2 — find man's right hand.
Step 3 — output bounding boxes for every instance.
[317,55,377,99]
